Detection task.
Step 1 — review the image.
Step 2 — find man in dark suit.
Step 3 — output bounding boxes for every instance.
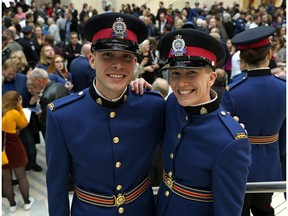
[70,43,95,92]
[28,68,69,139]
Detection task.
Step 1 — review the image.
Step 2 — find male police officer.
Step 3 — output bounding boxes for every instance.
[17,25,39,68]
[45,13,165,215]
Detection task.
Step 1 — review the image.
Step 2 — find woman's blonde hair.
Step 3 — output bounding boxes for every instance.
[138,39,150,54]
[11,50,28,69]
[2,91,21,116]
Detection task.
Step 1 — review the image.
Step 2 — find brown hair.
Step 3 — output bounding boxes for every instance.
[2,91,21,116]
[47,55,69,79]
[240,46,271,66]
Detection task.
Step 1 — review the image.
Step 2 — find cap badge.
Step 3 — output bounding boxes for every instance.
[112,17,127,39]
[172,34,187,56]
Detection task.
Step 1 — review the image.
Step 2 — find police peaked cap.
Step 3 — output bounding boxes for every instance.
[182,21,196,29]
[160,29,226,70]
[232,26,275,51]
[21,25,33,33]
[84,12,148,53]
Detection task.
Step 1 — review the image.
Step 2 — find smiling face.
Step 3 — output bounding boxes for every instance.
[89,50,137,100]
[169,67,216,106]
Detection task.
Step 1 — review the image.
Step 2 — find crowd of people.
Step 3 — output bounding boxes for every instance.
[1,0,286,215]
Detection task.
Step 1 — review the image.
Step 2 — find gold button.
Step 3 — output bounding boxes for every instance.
[115,162,121,168]
[113,137,119,144]
[177,133,181,139]
[170,153,174,159]
[110,112,116,118]
[118,207,124,214]
[165,190,170,197]
[168,171,172,177]
[116,185,122,191]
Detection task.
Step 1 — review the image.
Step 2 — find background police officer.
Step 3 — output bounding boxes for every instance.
[221,26,286,216]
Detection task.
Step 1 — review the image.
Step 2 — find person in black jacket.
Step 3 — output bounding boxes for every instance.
[28,68,69,139]
[17,26,39,68]
[62,32,82,71]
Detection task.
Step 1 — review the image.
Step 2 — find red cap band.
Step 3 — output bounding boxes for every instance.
[92,28,138,43]
[236,38,270,50]
[168,47,217,64]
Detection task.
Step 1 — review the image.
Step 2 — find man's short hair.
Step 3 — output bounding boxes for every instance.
[152,78,169,98]
[30,68,49,79]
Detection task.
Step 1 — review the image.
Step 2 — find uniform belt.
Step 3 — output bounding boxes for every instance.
[163,172,213,202]
[248,133,279,144]
[75,176,150,207]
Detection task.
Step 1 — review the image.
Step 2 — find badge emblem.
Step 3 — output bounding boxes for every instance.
[112,17,127,38]
[172,34,186,56]
[200,107,208,115]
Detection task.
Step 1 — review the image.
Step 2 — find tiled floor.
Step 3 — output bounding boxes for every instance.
[2,143,287,215]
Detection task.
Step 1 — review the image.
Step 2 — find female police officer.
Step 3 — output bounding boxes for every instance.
[221,26,286,216]
[155,29,251,216]
[45,13,165,215]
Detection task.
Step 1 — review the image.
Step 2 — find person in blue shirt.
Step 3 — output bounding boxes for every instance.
[47,54,74,93]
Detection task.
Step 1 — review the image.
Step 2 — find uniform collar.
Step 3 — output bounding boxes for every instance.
[247,68,271,77]
[89,80,129,108]
[184,90,219,115]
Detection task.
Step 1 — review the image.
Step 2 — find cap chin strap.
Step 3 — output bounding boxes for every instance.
[168,56,215,70]
[91,39,139,53]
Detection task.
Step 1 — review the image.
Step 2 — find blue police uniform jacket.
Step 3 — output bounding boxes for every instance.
[221,68,286,182]
[156,92,251,216]
[45,85,165,216]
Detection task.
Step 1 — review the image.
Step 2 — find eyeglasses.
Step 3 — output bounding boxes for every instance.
[55,61,64,64]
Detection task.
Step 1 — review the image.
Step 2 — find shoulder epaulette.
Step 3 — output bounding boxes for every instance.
[225,77,247,92]
[218,108,247,140]
[47,91,85,112]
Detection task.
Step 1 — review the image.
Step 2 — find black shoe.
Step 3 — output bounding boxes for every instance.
[31,164,43,172]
